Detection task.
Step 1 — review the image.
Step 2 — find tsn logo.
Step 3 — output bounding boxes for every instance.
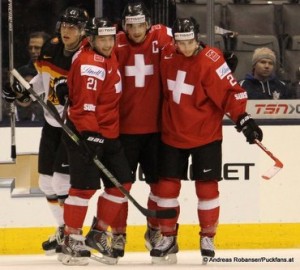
[255,104,300,114]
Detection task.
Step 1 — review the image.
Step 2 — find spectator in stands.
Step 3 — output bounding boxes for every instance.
[18,31,50,76]
[239,47,292,99]
[2,31,49,124]
[290,66,300,99]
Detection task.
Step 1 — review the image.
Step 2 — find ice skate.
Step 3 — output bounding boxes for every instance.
[111,233,126,258]
[200,236,215,265]
[42,225,64,255]
[60,234,91,266]
[85,217,118,265]
[144,227,161,251]
[150,235,178,264]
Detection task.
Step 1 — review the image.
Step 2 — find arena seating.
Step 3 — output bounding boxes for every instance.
[175,0,300,83]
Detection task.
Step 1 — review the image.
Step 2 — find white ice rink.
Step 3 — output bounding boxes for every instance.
[0,249,299,270]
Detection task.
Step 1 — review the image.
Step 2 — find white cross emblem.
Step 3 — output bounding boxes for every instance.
[115,70,122,93]
[125,54,154,87]
[167,70,194,104]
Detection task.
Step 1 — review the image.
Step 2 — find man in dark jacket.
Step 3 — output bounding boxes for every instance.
[239,47,292,99]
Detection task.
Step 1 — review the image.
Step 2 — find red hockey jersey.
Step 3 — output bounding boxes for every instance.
[160,44,248,149]
[115,24,172,134]
[68,44,121,139]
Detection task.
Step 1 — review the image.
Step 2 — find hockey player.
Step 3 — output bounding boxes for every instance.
[150,17,263,264]
[60,17,132,266]
[28,7,89,255]
[112,1,173,256]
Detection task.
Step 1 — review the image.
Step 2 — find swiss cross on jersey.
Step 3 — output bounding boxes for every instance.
[167,70,194,104]
[125,54,154,87]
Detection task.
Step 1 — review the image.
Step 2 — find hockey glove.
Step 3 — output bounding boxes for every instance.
[13,79,29,95]
[80,131,105,163]
[54,77,68,105]
[2,82,16,103]
[2,81,31,103]
[223,51,238,73]
[235,113,263,144]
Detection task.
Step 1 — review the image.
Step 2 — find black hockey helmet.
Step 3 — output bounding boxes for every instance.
[56,6,89,34]
[85,17,116,37]
[122,2,151,31]
[172,17,200,42]
[60,6,89,26]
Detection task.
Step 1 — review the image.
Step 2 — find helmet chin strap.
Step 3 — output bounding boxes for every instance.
[63,35,82,55]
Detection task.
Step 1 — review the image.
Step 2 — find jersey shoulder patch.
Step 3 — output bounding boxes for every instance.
[205,49,221,62]
[94,54,105,62]
[151,24,162,31]
[50,37,60,45]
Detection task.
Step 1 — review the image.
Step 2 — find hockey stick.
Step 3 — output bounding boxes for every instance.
[11,68,176,219]
[225,114,283,180]
[254,139,283,180]
[61,97,69,122]
[8,0,16,160]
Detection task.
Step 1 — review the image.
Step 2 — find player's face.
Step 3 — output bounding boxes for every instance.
[126,23,147,44]
[28,37,44,62]
[93,35,115,57]
[254,58,274,78]
[60,22,82,50]
[176,39,199,57]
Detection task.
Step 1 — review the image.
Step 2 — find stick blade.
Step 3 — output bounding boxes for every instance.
[155,208,177,219]
[140,208,177,219]
[262,165,283,180]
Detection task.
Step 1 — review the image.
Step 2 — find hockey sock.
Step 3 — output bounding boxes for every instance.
[64,188,96,230]
[96,183,132,232]
[111,201,128,234]
[46,195,64,226]
[156,178,181,235]
[195,180,220,237]
[39,174,65,226]
[147,183,160,229]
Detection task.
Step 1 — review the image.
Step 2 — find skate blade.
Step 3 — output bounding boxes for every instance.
[151,253,177,265]
[90,253,118,265]
[60,254,89,266]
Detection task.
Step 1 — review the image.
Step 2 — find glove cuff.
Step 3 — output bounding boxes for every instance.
[236,113,252,132]
[17,94,31,103]
[81,131,104,144]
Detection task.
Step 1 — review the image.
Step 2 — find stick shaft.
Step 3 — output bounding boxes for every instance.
[8,0,16,160]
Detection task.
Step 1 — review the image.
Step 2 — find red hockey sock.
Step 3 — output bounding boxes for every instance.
[111,201,128,234]
[147,183,159,229]
[64,188,96,231]
[156,178,181,235]
[96,183,131,232]
[195,181,220,237]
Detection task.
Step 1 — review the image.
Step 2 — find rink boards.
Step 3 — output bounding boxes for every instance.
[0,121,300,254]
